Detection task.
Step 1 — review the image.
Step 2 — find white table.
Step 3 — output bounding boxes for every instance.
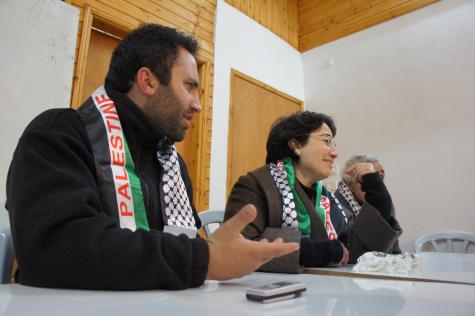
[0,271,474,316]
[305,252,475,285]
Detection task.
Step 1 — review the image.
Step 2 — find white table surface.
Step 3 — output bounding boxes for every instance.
[0,271,474,316]
[305,252,475,285]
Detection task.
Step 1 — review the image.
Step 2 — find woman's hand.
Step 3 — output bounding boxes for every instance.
[329,242,349,266]
[339,244,349,265]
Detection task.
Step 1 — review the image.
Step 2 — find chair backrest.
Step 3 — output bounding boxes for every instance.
[198,210,225,237]
[415,231,475,254]
[0,228,14,283]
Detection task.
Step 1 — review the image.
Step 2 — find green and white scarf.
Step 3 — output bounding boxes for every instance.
[269,158,338,239]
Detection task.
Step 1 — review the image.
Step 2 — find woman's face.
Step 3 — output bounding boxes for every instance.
[292,123,338,182]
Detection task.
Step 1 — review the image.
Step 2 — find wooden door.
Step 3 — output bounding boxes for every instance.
[80,28,120,103]
[73,21,204,208]
[227,70,303,195]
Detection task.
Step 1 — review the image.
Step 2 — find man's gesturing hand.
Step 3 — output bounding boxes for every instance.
[206,204,299,280]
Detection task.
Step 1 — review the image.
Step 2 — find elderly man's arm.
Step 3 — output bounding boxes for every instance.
[361,172,393,222]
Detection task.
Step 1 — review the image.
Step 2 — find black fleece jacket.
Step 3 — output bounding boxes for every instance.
[6,87,209,290]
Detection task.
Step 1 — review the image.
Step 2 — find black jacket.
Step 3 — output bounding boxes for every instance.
[6,87,209,290]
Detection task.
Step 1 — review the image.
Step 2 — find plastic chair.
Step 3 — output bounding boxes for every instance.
[415,231,475,254]
[0,228,14,283]
[198,210,224,237]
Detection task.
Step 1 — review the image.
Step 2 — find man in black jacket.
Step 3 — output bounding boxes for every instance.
[6,24,298,290]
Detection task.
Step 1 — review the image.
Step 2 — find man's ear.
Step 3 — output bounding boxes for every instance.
[135,67,158,97]
[288,139,302,156]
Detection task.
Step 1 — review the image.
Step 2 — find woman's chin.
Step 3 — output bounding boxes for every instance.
[315,173,331,181]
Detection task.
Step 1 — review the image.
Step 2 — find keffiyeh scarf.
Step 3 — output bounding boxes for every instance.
[79,86,196,232]
[269,158,338,240]
[337,180,362,216]
[157,145,196,228]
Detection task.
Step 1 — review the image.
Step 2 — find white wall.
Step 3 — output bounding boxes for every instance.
[209,0,304,209]
[0,0,79,228]
[302,0,475,251]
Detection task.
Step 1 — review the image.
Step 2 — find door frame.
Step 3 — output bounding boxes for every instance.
[70,4,212,211]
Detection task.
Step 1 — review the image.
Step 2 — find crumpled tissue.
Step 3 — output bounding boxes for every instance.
[352,251,421,274]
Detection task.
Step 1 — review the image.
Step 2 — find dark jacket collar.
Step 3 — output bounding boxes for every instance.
[105,86,168,150]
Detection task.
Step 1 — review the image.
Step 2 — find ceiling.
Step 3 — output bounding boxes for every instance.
[225,0,439,52]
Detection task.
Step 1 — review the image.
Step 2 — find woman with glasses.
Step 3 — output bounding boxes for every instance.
[224,111,402,272]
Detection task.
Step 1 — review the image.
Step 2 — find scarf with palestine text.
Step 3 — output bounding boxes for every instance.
[77,86,196,231]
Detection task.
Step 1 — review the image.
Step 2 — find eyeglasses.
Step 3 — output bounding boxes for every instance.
[307,133,337,149]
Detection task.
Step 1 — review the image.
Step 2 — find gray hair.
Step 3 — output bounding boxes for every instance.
[341,153,380,182]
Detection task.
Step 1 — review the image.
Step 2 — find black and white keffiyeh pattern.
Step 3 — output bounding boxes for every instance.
[157,145,196,228]
[269,162,298,228]
[337,180,361,216]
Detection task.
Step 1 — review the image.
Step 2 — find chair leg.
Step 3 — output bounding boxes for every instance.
[447,238,453,253]
[461,240,469,253]
[430,240,440,252]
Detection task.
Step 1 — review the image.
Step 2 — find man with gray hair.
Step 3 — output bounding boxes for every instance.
[335,154,402,254]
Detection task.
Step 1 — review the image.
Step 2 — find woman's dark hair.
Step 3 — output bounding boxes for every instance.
[265,111,336,163]
[105,23,199,92]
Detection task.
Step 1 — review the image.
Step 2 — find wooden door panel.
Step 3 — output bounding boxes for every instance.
[228,71,303,194]
[80,29,119,104]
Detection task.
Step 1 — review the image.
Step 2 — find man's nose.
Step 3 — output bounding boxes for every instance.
[190,93,201,113]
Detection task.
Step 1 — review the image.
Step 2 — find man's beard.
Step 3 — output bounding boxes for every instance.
[142,87,187,143]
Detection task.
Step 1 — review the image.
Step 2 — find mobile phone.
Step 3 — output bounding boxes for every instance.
[246,281,307,303]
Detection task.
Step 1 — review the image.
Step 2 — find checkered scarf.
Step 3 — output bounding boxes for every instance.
[157,145,196,228]
[269,160,299,228]
[337,180,361,216]
[269,159,338,239]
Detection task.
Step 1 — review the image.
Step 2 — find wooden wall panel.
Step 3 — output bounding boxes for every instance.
[225,0,299,49]
[298,0,439,52]
[65,0,216,210]
[226,0,438,52]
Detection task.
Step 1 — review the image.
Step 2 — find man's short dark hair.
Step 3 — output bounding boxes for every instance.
[266,111,336,163]
[105,23,199,92]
